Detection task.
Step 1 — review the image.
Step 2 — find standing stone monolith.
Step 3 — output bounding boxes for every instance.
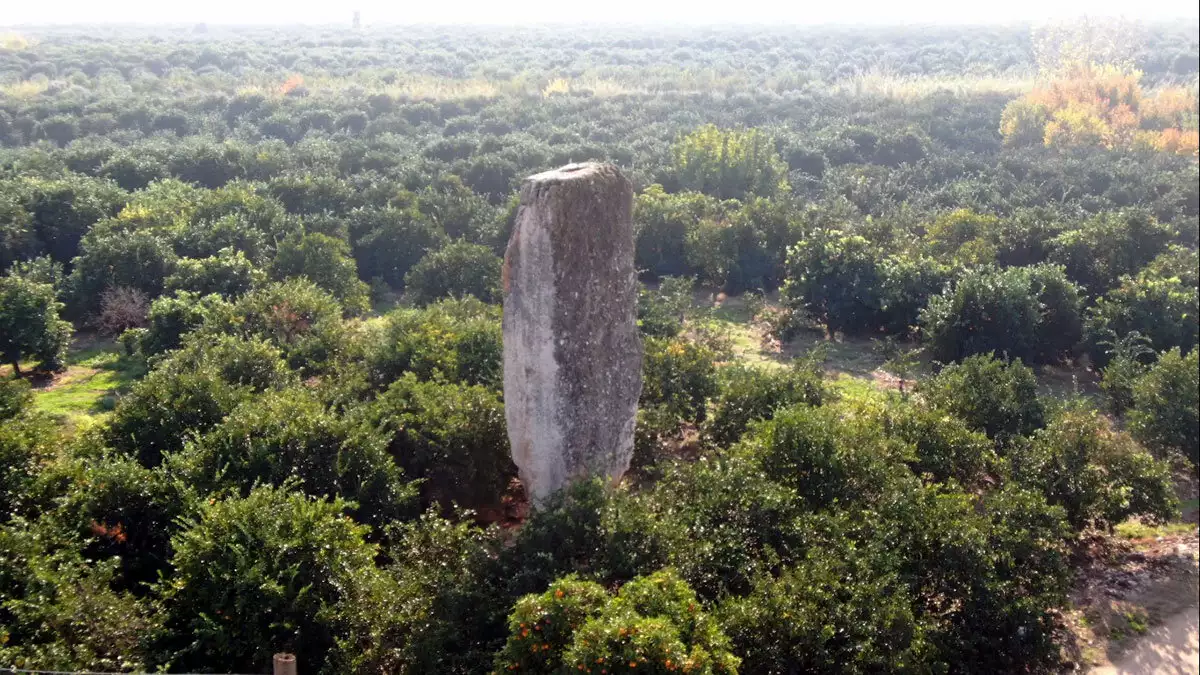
[502,162,642,506]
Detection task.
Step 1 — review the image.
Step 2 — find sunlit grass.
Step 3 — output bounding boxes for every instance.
[1,340,147,425]
[1,79,49,99]
[831,68,1036,101]
[0,32,31,51]
[1114,520,1198,540]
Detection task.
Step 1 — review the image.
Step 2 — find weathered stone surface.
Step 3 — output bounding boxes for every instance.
[502,162,642,505]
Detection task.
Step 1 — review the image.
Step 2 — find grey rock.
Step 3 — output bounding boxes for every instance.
[502,162,642,505]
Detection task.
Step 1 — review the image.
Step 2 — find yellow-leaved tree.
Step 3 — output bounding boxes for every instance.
[1000,19,1198,156]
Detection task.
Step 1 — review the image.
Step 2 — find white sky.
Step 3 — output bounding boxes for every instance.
[2,0,1198,26]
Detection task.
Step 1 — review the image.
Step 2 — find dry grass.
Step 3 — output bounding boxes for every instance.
[1,79,49,99]
[0,32,31,51]
[831,68,1036,101]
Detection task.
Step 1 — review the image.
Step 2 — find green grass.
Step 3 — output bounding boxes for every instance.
[22,339,146,424]
[1113,520,1198,540]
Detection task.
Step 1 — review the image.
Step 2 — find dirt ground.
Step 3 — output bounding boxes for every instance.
[1091,606,1198,674]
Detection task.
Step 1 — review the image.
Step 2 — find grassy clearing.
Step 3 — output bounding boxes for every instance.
[698,291,1107,401]
[1114,520,1199,541]
[1,337,146,425]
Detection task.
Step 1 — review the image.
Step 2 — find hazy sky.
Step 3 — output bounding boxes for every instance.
[3,0,1199,26]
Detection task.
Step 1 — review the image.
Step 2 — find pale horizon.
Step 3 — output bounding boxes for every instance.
[4,0,1198,27]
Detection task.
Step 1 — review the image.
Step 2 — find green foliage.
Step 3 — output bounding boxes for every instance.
[1085,268,1199,363]
[165,247,265,297]
[5,175,127,265]
[863,397,998,486]
[168,387,415,529]
[495,569,740,675]
[501,480,669,598]
[924,208,1003,265]
[404,240,501,305]
[340,511,500,674]
[703,358,827,447]
[1097,331,1155,415]
[645,455,806,599]
[0,517,156,673]
[919,354,1046,442]
[270,231,370,315]
[1012,408,1177,529]
[216,279,350,375]
[921,264,1082,364]
[673,125,788,200]
[138,290,231,356]
[783,230,948,336]
[1128,347,1200,464]
[368,373,514,510]
[739,403,903,510]
[0,274,73,373]
[0,377,32,421]
[0,23,1196,675]
[153,486,388,673]
[65,228,177,313]
[641,336,719,424]
[718,541,924,675]
[366,298,503,389]
[636,276,694,339]
[349,206,449,289]
[105,335,288,465]
[0,414,57,521]
[1049,210,1173,295]
[634,187,719,280]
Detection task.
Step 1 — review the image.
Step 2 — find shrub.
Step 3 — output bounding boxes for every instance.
[882,484,1072,671]
[641,336,719,424]
[51,452,192,589]
[339,511,502,674]
[633,187,721,279]
[673,124,787,200]
[152,486,390,673]
[646,455,806,599]
[919,354,1046,442]
[0,414,57,521]
[501,480,669,599]
[65,228,177,313]
[219,279,350,375]
[920,264,1082,365]
[740,403,904,510]
[1096,331,1155,416]
[1128,347,1199,464]
[0,517,157,672]
[1085,271,1198,364]
[703,358,827,447]
[783,231,884,335]
[718,541,924,674]
[0,274,73,374]
[403,240,501,305]
[0,377,32,421]
[1049,210,1173,295]
[495,569,740,675]
[138,291,231,357]
[1012,408,1178,529]
[367,374,514,510]
[349,206,449,288]
[636,276,694,339]
[868,398,998,487]
[105,366,250,467]
[94,286,150,337]
[164,248,265,297]
[366,299,502,389]
[270,232,370,315]
[168,387,415,530]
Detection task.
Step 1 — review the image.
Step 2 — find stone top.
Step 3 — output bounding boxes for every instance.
[525,162,620,185]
